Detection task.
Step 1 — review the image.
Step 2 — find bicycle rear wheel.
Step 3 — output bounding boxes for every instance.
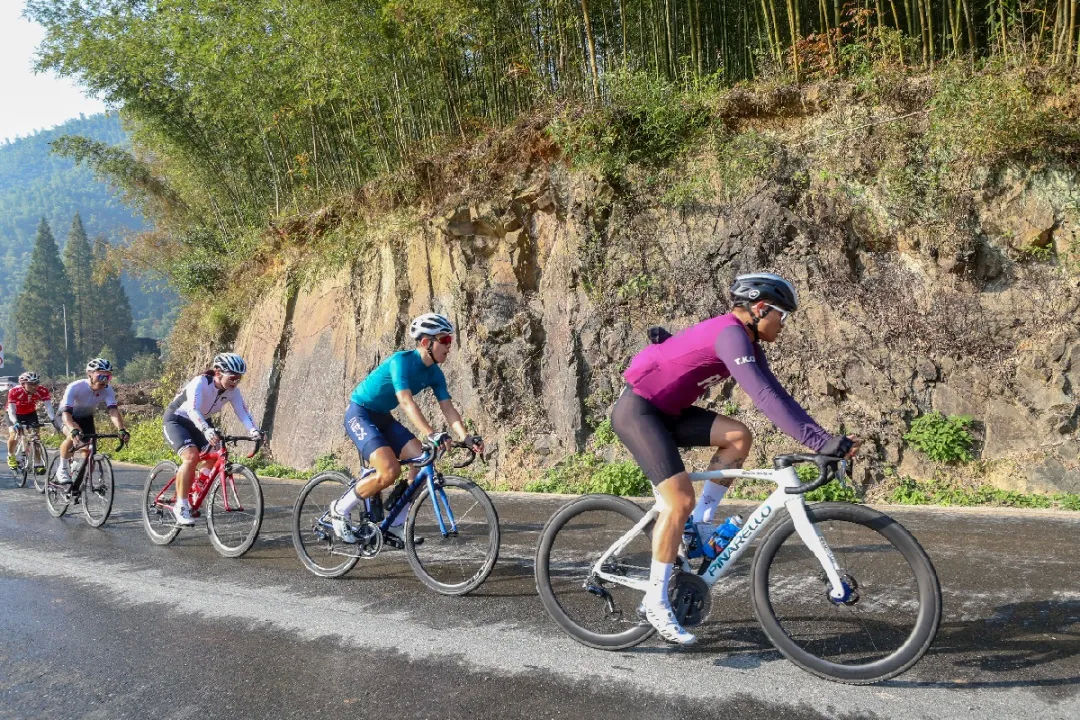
[31,440,49,493]
[534,494,656,650]
[82,455,115,527]
[206,465,263,557]
[404,475,500,596]
[142,461,181,545]
[751,502,941,684]
[44,455,69,518]
[292,471,361,578]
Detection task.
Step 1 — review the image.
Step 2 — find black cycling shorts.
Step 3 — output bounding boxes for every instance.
[12,412,40,428]
[163,413,208,453]
[610,384,717,486]
[70,414,96,437]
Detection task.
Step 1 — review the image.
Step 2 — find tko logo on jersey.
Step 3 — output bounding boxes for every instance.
[734,356,756,366]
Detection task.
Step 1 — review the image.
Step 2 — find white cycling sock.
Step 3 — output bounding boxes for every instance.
[178,497,190,510]
[692,482,727,525]
[335,489,362,516]
[60,456,70,472]
[645,560,674,605]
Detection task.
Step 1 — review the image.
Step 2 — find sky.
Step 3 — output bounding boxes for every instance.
[0,2,107,143]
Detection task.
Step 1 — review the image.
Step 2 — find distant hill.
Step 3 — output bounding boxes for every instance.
[0,113,175,341]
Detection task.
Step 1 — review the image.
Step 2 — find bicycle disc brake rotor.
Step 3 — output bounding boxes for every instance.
[669,572,711,627]
[355,521,383,558]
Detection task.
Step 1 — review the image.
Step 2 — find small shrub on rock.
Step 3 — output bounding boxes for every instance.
[903,411,975,463]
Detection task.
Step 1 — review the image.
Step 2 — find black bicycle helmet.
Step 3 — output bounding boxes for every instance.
[729,272,799,312]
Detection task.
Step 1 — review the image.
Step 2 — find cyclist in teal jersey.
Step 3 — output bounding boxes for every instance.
[331,313,484,543]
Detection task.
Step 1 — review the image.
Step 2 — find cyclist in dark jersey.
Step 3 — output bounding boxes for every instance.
[612,273,860,645]
[330,312,484,545]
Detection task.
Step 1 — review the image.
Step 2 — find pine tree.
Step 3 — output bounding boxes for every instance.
[12,218,74,377]
[62,213,95,361]
[91,235,136,366]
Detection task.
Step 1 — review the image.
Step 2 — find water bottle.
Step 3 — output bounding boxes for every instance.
[704,515,743,559]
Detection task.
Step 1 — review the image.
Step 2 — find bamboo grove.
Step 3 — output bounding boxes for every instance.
[25,0,1080,290]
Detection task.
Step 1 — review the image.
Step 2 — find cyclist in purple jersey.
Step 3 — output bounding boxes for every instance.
[611,273,860,645]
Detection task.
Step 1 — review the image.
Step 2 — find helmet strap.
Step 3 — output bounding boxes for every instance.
[737,302,771,342]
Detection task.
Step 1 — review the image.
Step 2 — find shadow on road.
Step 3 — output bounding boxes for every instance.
[889,599,1080,690]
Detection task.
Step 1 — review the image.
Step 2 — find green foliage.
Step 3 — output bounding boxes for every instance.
[61,214,95,362]
[550,70,714,175]
[121,352,163,383]
[888,475,1078,510]
[524,452,649,496]
[12,219,72,376]
[797,463,861,502]
[903,412,975,463]
[0,113,173,342]
[592,419,616,447]
[928,64,1080,165]
[587,461,650,496]
[109,416,174,466]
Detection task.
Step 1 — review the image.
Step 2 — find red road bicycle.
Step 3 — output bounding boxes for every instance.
[140,434,264,557]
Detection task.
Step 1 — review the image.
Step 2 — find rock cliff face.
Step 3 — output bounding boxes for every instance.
[226,158,1080,494]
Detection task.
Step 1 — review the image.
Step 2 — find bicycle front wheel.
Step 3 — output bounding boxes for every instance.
[31,440,49,493]
[142,461,181,545]
[206,466,263,557]
[44,455,69,518]
[534,494,655,650]
[404,475,500,596]
[12,439,28,488]
[81,455,115,527]
[291,471,360,578]
[751,502,942,684]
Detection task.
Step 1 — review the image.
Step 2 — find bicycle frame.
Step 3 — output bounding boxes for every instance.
[355,456,459,538]
[151,445,244,513]
[591,465,849,601]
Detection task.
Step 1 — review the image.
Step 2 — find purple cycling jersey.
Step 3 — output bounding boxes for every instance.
[623,312,834,452]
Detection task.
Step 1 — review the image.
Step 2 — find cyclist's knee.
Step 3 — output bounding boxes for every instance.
[376,460,401,488]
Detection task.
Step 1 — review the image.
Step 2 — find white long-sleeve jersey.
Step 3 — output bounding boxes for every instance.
[165,374,257,434]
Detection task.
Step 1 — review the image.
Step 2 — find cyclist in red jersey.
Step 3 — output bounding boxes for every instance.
[6,372,56,470]
[612,273,861,645]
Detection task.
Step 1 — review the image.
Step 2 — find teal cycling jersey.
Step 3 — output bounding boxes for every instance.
[349,350,451,413]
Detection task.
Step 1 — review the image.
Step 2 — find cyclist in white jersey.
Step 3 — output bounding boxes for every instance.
[161,352,262,525]
[56,358,129,484]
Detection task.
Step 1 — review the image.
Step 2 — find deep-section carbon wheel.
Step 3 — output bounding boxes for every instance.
[142,461,181,545]
[534,494,656,650]
[750,502,942,684]
[206,465,263,557]
[44,455,69,518]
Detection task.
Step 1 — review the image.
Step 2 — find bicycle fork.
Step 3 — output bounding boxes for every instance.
[785,498,852,603]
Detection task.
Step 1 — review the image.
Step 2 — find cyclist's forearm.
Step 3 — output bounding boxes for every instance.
[5,403,15,425]
[61,411,75,430]
[43,402,56,421]
[399,398,434,436]
[440,404,468,441]
[108,408,125,431]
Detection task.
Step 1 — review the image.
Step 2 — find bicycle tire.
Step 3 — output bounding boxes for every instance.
[82,455,115,528]
[206,465,263,557]
[31,440,49,493]
[291,471,360,578]
[44,455,69,518]
[750,502,942,684]
[404,475,500,596]
[142,461,182,546]
[534,494,656,650]
[13,438,28,488]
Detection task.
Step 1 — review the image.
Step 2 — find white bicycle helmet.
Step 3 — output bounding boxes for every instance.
[19,371,40,383]
[85,358,113,373]
[212,352,247,375]
[408,313,454,340]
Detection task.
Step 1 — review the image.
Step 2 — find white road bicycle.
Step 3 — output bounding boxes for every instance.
[534,453,942,684]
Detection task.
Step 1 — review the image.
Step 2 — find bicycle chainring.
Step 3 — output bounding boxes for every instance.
[355,520,383,558]
[669,572,711,627]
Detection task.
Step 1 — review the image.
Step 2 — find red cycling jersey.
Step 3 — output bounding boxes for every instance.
[7,385,51,415]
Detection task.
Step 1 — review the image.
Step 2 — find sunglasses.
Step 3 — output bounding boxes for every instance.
[222,372,244,381]
[92,373,112,383]
[765,304,790,325]
[433,334,453,346]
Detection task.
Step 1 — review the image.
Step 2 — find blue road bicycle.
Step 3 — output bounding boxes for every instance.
[291,433,500,595]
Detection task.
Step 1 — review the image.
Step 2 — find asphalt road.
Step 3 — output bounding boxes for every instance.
[0,454,1077,720]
